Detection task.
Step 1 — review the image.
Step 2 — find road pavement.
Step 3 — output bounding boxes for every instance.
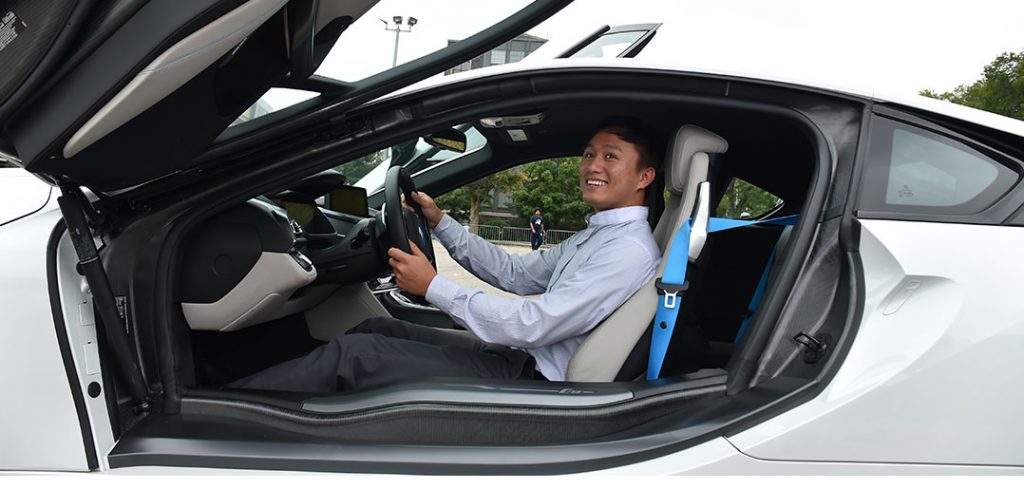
[431,239,538,299]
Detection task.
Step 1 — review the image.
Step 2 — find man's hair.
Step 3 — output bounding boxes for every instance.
[592,116,664,171]
[534,207,542,213]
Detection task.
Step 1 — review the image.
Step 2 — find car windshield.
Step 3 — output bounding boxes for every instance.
[333,124,487,193]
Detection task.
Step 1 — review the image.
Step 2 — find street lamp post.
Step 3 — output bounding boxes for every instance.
[381,16,417,67]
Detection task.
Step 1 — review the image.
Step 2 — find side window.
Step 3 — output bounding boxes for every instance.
[716,178,783,219]
[436,156,590,235]
[559,24,660,59]
[569,31,646,58]
[859,117,1019,216]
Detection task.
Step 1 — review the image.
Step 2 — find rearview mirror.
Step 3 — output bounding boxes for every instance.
[424,128,467,153]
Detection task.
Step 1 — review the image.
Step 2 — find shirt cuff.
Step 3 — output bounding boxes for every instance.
[425,273,461,311]
[432,214,462,244]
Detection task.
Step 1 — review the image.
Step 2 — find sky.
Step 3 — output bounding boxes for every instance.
[265,0,1024,109]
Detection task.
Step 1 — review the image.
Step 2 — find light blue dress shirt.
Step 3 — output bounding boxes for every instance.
[425,206,660,381]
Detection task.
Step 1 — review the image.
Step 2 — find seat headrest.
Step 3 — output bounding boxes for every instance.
[664,125,728,195]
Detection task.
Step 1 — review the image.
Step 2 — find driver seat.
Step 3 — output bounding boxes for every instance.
[564,125,728,382]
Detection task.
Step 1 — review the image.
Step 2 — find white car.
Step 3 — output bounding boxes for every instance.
[2,0,1024,476]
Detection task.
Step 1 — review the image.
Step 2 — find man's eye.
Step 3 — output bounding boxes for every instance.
[605,153,618,160]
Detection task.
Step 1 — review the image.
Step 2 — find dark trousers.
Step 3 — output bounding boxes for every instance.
[227,317,537,393]
[531,233,544,250]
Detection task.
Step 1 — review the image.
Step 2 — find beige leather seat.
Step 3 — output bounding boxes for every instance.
[565,125,729,382]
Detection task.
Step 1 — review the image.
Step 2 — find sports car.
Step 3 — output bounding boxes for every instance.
[2,0,1023,475]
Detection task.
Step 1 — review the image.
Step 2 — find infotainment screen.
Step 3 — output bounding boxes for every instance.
[329,185,369,217]
[282,201,316,228]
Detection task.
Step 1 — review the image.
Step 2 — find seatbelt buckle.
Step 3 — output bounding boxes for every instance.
[655,278,688,309]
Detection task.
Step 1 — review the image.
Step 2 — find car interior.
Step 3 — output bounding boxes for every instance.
[173,99,815,399]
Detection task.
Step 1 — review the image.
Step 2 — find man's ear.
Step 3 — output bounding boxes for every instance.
[637,166,656,190]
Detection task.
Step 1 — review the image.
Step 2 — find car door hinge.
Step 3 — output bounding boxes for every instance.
[793,331,831,363]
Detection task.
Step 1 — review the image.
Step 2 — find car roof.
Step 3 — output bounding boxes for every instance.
[394,57,1024,139]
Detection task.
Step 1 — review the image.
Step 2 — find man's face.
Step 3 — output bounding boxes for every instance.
[579,129,654,212]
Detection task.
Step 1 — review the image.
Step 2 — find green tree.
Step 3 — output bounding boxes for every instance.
[510,157,592,230]
[333,149,387,183]
[921,50,1024,120]
[716,179,781,219]
[436,169,523,228]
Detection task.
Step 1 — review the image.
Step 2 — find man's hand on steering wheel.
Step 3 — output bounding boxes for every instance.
[388,240,436,296]
[409,191,443,229]
[383,167,438,301]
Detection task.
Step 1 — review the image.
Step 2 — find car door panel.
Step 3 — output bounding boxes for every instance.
[0,210,93,471]
[726,217,1024,467]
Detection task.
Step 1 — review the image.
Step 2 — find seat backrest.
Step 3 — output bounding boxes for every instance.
[565,125,728,382]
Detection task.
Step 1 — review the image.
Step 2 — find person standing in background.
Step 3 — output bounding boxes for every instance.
[529,207,546,250]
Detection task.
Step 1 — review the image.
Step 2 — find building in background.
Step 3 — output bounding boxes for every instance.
[480,187,519,226]
[445,34,547,76]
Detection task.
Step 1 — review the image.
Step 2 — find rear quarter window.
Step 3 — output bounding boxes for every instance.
[858,116,1019,217]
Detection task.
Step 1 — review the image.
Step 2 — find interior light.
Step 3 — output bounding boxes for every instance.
[507,129,528,142]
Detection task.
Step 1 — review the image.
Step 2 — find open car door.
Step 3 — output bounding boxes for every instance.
[0,0,572,193]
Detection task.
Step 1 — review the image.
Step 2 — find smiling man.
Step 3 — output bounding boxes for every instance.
[230,117,662,392]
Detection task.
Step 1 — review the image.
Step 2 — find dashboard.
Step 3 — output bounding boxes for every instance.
[178,188,384,332]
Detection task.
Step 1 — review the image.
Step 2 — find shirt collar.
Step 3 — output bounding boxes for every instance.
[586,206,649,227]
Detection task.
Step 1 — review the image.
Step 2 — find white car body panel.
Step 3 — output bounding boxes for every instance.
[727,219,1024,466]
[0,168,54,225]
[0,208,89,471]
[54,229,118,471]
[582,438,1024,475]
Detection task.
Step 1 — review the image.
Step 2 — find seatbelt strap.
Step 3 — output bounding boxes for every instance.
[647,214,798,380]
[647,217,692,380]
[734,224,792,343]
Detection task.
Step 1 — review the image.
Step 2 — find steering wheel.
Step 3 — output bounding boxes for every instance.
[383,166,437,274]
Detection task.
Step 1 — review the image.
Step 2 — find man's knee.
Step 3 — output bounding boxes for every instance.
[347,316,396,335]
[332,332,416,391]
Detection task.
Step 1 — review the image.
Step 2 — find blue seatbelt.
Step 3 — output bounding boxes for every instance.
[647,218,692,380]
[647,214,798,380]
[734,225,792,343]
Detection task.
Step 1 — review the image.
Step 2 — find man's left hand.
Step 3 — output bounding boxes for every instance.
[388,240,437,296]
